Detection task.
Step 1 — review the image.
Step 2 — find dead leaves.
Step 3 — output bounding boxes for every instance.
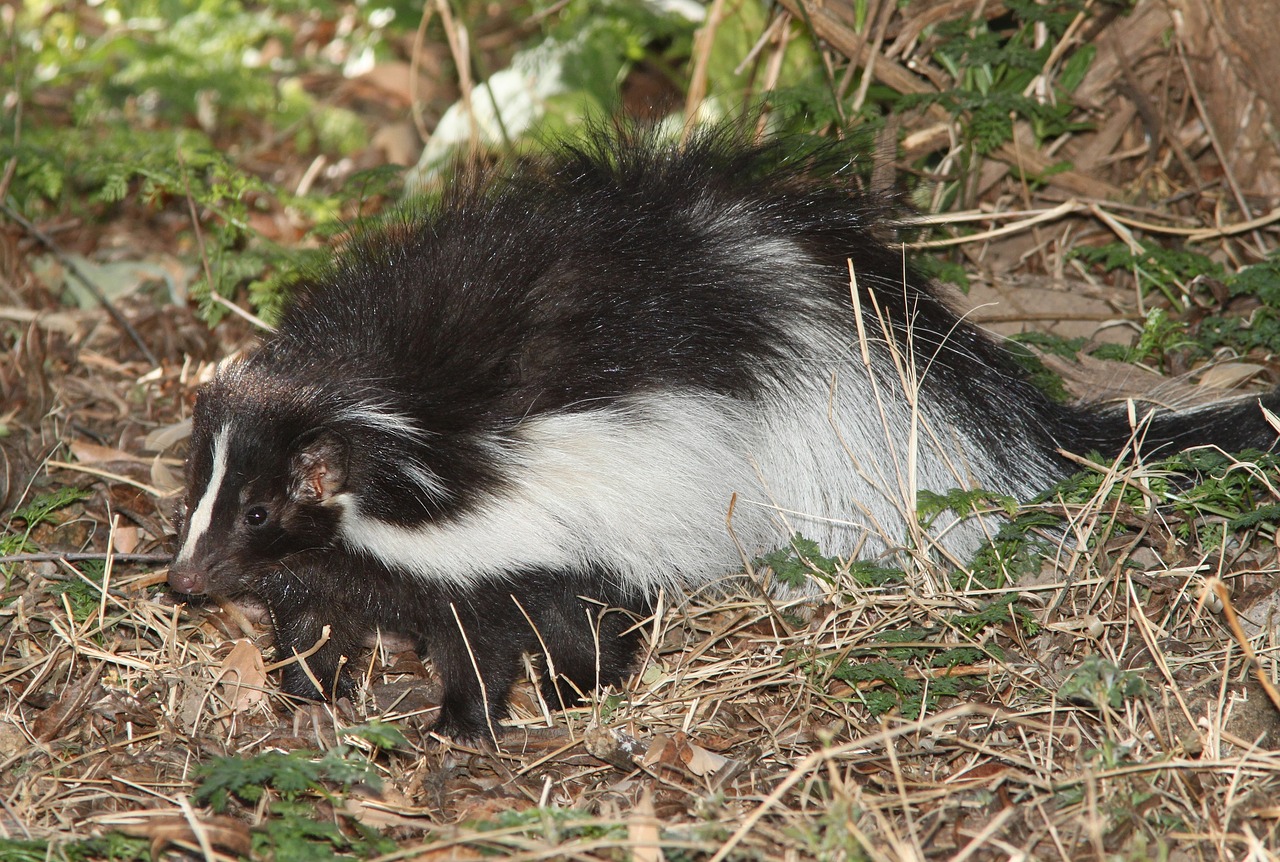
[114,813,253,860]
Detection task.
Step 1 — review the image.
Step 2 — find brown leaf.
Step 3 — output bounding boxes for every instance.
[111,524,139,555]
[948,761,1011,785]
[117,814,252,858]
[33,664,103,742]
[68,440,143,465]
[343,791,432,831]
[218,639,268,711]
[678,738,732,777]
[639,733,680,770]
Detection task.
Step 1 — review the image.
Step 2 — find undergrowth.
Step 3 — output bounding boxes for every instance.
[9,0,1168,329]
[0,835,151,862]
[772,441,1280,722]
[1070,246,1280,366]
[9,0,409,325]
[191,723,404,862]
[906,0,1102,156]
[1,488,91,580]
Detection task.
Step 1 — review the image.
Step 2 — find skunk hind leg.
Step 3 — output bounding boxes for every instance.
[521,573,651,713]
[537,604,645,712]
[426,571,651,741]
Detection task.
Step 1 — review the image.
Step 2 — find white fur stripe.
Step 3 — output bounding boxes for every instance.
[334,403,450,503]
[332,394,769,592]
[403,462,450,504]
[328,312,1057,595]
[336,403,429,440]
[177,426,230,564]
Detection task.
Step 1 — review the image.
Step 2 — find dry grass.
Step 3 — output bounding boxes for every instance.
[3,1,1280,859]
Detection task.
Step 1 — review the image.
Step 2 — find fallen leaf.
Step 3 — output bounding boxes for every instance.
[69,440,144,465]
[144,419,193,453]
[218,639,268,711]
[1197,362,1266,390]
[679,739,731,777]
[34,664,103,742]
[111,524,139,554]
[344,791,432,830]
[150,455,183,494]
[117,814,252,858]
[0,718,29,759]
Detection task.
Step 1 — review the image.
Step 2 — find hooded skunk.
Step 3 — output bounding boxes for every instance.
[168,124,1279,741]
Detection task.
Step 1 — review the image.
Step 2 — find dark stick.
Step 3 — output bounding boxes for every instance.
[1,199,160,366]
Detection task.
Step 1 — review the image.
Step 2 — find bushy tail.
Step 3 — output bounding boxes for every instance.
[1086,387,1280,462]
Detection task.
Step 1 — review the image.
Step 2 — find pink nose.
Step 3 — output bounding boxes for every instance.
[167,565,208,595]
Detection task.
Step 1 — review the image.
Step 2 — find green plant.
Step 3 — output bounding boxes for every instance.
[1072,239,1224,308]
[1159,449,1280,547]
[6,0,409,325]
[1193,255,1280,356]
[961,510,1061,590]
[783,796,871,862]
[1060,654,1150,710]
[192,733,396,862]
[755,533,905,591]
[468,806,628,845]
[2,488,93,581]
[804,613,1014,720]
[895,0,1106,163]
[194,748,376,812]
[1012,255,1280,370]
[1047,447,1280,550]
[830,657,964,719]
[951,594,1039,638]
[869,627,1006,668]
[0,834,151,862]
[44,559,107,623]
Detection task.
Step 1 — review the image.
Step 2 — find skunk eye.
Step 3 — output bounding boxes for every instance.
[244,505,271,528]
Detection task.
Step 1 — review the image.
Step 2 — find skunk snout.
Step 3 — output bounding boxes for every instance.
[167,564,208,596]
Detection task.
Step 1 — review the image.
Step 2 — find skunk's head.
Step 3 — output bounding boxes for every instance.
[167,356,450,598]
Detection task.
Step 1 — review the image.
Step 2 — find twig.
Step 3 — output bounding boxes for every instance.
[0,199,159,366]
[409,3,439,143]
[45,459,168,497]
[209,290,273,331]
[909,199,1083,249]
[1209,577,1280,713]
[0,552,171,564]
[683,0,727,136]
[435,0,479,154]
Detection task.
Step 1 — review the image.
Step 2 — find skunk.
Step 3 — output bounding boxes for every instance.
[168,124,1279,741]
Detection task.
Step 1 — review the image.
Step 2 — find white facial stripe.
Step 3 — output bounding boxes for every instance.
[177,426,231,564]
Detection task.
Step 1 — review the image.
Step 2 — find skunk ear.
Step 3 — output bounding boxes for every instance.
[290,432,348,504]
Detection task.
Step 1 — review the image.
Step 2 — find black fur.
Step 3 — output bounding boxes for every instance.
[242,552,645,739]
[168,123,1279,741]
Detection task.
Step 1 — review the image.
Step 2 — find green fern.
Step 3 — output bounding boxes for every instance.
[755,533,904,590]
[3,488,93,581]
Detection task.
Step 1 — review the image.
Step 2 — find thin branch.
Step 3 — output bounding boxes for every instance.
[1,199,159,366]
[0,552,171,564]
